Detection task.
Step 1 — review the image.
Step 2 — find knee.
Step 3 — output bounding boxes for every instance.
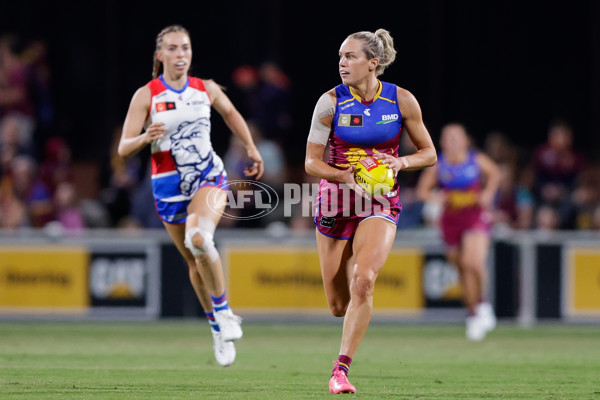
[329,300,348,317]
[184,215,218,261]
[459,257,481,275]
[350,266,376,302]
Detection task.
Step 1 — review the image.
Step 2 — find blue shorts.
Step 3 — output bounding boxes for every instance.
[155,171,228,224]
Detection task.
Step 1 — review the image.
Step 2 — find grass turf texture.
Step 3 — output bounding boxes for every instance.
[0,321,599,399]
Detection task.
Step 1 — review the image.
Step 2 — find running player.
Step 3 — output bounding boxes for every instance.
[118,25,264,366]
[305,29,436,394]
[416,123,501,341]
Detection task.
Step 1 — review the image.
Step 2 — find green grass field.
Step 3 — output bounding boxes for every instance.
[1,320,599,399]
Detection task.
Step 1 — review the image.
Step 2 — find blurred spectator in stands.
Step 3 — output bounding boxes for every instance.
[39,136,73,195]
[0,34,36,139]
[10,155,54,227]
[570,166,600,230]
[54,181,85,230]
[225,121,285,187]
[230,62,292,143]
[20,39,54,147]
[484,130,518,166]
[257,61,292,141]
[0,112,36,169]
[527,120,588,229]
[0,176,27,228]
[493,162,534,230]
[529,120,587,206]
[483,130,533,229]
[534,204,560,231]
[126,165,163,229]
[223,121,286,227]
[79,197,111,228]
[592,204,600,231]
[230,64,261,124]
[99,125,143,226]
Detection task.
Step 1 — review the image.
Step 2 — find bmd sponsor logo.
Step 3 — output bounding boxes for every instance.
[376,114,399,124]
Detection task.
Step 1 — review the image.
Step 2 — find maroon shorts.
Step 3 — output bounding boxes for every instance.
[440,207,492,247]
[313,180,401,240]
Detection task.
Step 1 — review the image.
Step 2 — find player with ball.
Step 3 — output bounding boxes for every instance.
[305,29,437,394]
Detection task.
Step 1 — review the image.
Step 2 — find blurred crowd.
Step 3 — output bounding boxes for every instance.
[0,33,83,231]
[1,34,599,233]
[405,119,600,232]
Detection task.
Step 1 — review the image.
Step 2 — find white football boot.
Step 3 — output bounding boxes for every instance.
[213,309,243,342]
[476,302,497,333]
[211,329,236,367]
[466,315,487,341]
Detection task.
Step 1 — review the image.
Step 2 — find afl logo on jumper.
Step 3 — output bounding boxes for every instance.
[338,114,363,127]
[156,102,176,112]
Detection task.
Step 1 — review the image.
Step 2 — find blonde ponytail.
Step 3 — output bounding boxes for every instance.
[347,29,397,76]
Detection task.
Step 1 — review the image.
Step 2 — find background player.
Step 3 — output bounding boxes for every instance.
[305,29,436,393]
[118,25,264,366]
[416,123,500,341]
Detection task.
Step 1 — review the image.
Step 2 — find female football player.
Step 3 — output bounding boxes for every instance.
[305,29,436,394]
[416,123,501,341]
[118,25,264,366]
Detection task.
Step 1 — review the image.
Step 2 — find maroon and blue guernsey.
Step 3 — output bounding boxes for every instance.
[436,150,491,246]
[436,150,481,210]
[314,81,403,239]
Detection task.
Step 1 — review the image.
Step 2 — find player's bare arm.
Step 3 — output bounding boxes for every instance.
[374,87,437,174]
[305,90,355,184]
[306,141,355,187]
[205,79,264,179]
[118,85,165,158]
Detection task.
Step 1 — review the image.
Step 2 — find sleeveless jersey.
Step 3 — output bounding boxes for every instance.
[147,75,225,202]
[437,150,481,210]
[329,81,402,169]
[315,81,402,223]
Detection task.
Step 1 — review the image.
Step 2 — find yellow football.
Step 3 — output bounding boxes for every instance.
[354,157,395,196]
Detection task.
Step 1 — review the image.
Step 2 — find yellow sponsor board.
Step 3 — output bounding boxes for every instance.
[567,249,600,316]
[0,245,89,311]
[227,246,423,313]
[373,250,423,310]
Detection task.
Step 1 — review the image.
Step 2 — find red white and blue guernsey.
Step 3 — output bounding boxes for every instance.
[314,81,403,239]
[148,75,227,224]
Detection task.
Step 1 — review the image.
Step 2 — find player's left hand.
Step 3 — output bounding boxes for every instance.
[372,153,409,176]
[244,146,264,180]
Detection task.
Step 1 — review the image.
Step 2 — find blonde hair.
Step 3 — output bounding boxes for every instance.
[347,29,396,76]
[152,25,190,79]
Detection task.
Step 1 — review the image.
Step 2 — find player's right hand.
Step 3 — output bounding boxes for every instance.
[339,165,370,200]
[144,123,166,143]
